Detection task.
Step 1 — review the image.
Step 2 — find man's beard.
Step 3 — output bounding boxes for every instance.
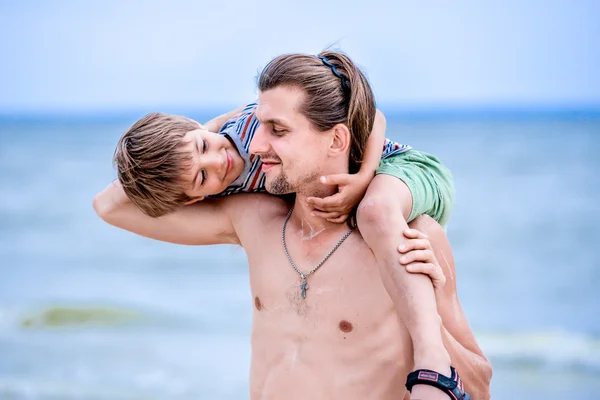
[267,168,321,195]
[267,170,294,194]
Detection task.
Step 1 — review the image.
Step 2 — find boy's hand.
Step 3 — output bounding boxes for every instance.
[306,173,371,223]
[398,228,446,292]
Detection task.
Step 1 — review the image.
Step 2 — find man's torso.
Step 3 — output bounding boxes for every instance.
[231,195,414,400]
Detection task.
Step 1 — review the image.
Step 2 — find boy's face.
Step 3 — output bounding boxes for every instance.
[179,128,245,201]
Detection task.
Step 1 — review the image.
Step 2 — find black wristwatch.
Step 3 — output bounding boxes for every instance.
[405,366,470,400]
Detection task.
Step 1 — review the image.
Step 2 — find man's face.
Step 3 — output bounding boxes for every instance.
[250,86,329,195]
[179,128,245,200]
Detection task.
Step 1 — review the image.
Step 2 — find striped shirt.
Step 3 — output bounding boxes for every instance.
[212,103,411,197]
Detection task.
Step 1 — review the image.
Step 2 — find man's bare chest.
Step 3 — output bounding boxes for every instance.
[245,231,395,333]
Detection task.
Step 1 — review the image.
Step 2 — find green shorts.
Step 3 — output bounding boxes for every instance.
[376,150,455,227]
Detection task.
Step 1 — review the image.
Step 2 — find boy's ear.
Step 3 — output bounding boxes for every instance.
[184,196,204,205]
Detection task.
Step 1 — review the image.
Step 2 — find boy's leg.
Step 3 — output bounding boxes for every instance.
[357,174,452,376]
[357,151,456,387]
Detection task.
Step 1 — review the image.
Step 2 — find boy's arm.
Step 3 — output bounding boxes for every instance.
[93,180,240,246]
[203,105,246,133]
[357,108,387,181]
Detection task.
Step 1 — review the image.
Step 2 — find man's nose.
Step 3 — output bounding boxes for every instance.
[249,124,269,155]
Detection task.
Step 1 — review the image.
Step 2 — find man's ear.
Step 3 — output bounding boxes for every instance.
[184,196,204,205]
[329,123,351,156]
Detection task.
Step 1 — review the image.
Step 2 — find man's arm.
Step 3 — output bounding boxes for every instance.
[93,180,240,246]
[408,216,492,400]
[203,105,246,132]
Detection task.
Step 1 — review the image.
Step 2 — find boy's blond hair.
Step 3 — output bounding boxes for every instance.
[114,112,198,217]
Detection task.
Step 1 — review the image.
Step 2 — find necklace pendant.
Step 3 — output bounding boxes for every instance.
[300,279,309,299]
[282,205,354,302]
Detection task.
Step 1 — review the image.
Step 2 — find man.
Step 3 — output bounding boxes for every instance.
[94,51,491,399]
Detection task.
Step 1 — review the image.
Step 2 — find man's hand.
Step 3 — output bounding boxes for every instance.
[398,228,446,292]
[306,173,371,223]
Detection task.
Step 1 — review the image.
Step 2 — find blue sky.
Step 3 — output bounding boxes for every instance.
[1,0,599,113]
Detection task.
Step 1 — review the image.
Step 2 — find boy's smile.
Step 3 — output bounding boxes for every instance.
[180,128,245,201]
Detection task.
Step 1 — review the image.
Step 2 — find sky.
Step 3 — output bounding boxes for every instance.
[0,0,599,114]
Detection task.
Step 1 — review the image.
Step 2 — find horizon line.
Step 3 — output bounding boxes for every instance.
[1,103,600,123]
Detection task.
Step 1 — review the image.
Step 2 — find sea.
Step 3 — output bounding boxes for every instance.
[1,109,599,399]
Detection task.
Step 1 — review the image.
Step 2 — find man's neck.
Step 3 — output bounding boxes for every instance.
[290,194,349,241]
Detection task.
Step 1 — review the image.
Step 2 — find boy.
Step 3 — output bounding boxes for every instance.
[114,102,454,229]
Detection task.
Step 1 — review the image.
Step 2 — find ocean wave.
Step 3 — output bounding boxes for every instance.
[0,304,203,334]
[0,305,153,331]
[19,306,145,329]
[477,330,600,372]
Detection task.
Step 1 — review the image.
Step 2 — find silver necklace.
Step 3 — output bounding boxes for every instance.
[281,205,354,299]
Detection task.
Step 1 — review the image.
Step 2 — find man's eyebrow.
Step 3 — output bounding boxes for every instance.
[263,118,288,127]
[255,109,288,127]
